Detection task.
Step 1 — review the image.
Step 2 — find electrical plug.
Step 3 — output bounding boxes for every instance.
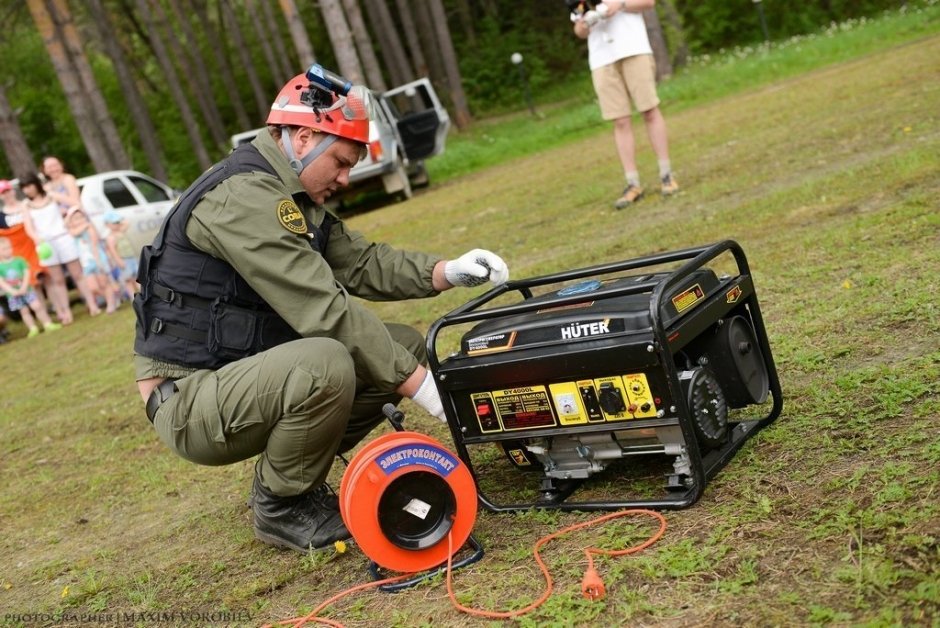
[581,567,606,601]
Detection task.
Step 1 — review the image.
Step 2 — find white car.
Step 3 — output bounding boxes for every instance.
[77,170,178,253]
[231,78,451,204]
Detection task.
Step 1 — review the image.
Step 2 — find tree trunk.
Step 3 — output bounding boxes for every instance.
[259,0,296,83]
[245,0,284,90]
[319,0,364,84]
[133,0,212,170]
[86,0,167,181]
[26,0,114,172]
[453,0,476,47]
[190,0,251,131]
[46,0,131,169]
[0,82,36,179]
[341,0,386,91]
[163,0,229,148]
[643,8,673,81]
[479,0,499,19]
[220,0,270,122]
[411,1,447,89]
[658,0,688,69]
[115,0,162,94]
[393,0,427,78]
[427,0,471,129]
[278,0,316,69]
[362,0,412,85]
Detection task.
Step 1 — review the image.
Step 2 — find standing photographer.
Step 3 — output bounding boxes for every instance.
[572,0,679,209]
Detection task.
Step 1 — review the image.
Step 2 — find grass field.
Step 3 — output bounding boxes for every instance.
[428,1,940,185]
[1,11,939,628]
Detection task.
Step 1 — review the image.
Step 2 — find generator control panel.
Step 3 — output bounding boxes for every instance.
[469,373,658,434]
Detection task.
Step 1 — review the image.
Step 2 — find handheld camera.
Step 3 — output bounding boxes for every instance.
[565,0,599,14]
[566,0,609,27]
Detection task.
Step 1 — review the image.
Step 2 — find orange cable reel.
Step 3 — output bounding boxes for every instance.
[339,430,478,574]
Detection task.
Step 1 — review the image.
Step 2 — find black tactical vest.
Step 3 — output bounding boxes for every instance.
[133,144,335,369]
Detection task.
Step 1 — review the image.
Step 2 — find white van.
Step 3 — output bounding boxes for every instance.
[77,170,178,253]
[232,78,450,203]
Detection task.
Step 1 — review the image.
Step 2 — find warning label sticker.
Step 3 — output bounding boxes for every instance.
[403,498,431,520]
[671,283,706,313]
[491,386,556,431]
[466,331,516,355]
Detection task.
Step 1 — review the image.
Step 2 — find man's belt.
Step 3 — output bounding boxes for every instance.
[146,379,178,423]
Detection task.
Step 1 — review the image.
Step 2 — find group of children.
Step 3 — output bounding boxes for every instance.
[0,208,138,342]
[65,208,139,315]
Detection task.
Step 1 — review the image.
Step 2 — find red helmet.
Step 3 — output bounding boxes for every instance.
[267,73,371,145]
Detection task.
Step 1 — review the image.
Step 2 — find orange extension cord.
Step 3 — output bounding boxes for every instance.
[264,508,667,627]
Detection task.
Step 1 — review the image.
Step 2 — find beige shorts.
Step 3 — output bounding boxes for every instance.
[592,54,660,119]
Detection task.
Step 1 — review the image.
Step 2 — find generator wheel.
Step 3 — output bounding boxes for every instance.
[680,368,729,451]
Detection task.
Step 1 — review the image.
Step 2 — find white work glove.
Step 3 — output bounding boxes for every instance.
[444,249,510,287]
[583,9,601,26]
[410,370,446,422]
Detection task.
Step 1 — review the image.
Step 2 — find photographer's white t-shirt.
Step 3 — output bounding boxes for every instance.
[587,11,653,70]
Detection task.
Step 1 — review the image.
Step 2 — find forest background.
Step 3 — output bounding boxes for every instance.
[0,0,915,189]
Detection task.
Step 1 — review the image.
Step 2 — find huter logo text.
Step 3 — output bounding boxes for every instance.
[560,320,610,340]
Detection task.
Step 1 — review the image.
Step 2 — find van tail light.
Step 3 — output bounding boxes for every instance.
[368,140,383,162]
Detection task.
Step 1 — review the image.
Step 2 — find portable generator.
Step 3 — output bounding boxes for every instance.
[427,241,782,511]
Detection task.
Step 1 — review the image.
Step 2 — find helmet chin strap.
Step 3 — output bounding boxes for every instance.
[281,127,338,176]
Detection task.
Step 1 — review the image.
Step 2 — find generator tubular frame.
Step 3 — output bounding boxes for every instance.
[427,240,783,512]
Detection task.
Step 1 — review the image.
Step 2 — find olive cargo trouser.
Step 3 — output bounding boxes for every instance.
[151,324,426,496]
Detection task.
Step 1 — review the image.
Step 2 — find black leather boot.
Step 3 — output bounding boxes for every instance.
[251,473,350,553]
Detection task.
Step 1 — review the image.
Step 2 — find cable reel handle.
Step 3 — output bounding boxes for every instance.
[382,403,406,432]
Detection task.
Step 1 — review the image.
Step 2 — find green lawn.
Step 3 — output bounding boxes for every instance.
[1,9,938,627]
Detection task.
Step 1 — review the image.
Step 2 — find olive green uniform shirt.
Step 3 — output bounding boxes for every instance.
[135,131,442,391]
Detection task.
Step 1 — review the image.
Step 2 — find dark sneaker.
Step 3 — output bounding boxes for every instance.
[661,173,680,196]
[614,184,644,209]
[251,475,350,553]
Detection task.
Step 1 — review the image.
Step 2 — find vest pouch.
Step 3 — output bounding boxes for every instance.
[207,299,258,360]
[136,245,155,294]
[132,293,149,337]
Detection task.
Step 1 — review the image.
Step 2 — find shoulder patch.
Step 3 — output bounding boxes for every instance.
[277,200,307,234]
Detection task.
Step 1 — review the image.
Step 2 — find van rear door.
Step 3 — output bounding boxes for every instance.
[379,79,451,161]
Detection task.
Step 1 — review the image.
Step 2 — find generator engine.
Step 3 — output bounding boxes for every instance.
[427,241,782,511]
